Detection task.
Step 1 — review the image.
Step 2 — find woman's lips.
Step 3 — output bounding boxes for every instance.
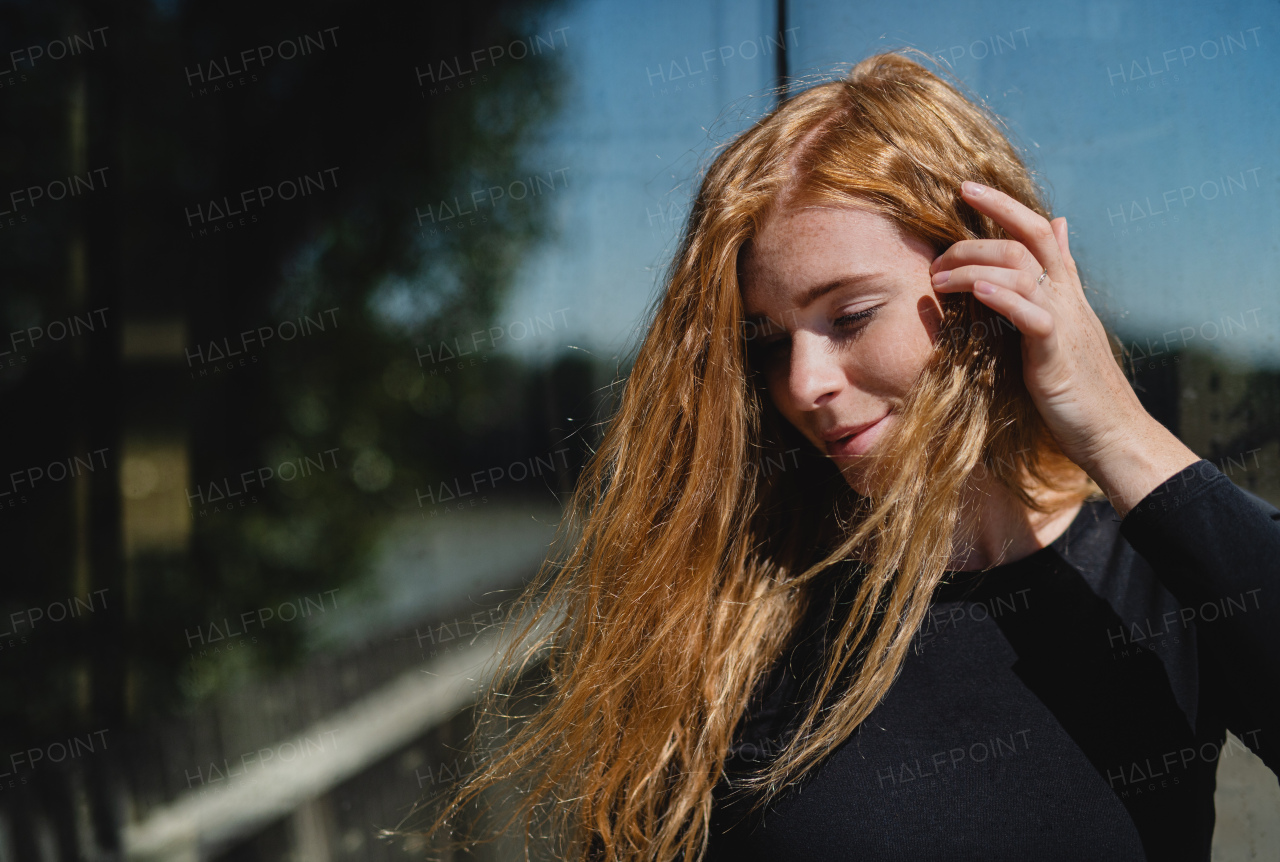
[823,413,892,459]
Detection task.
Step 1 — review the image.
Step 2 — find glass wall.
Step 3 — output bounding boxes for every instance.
[0,0,1274,858]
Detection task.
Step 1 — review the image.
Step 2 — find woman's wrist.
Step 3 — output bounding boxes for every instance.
[1079,416,1201,519]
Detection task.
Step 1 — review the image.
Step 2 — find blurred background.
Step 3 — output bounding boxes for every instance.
[0,0,1276,859]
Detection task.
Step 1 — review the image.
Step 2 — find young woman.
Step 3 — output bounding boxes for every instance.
[418,51,1279,861]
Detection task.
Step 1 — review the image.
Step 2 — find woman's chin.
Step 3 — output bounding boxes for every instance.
[827,416,895,495]
[835,448,901,499]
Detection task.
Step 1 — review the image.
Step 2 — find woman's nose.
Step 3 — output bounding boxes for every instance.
[787,330,844,410]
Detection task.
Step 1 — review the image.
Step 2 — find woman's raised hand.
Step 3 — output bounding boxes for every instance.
[928,181,1199,517]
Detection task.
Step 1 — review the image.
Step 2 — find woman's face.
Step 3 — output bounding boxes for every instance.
[740,203,944,494]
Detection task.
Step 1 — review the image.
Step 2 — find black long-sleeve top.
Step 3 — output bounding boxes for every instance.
[705,460,1280,861]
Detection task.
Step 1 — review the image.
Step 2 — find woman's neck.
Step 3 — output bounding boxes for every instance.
[946,474,1084,572]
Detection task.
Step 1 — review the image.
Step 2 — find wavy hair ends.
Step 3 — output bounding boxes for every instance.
[405,49,1104,862]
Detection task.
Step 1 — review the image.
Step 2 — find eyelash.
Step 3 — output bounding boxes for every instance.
[752,307,878,358]
[833,307,877,333]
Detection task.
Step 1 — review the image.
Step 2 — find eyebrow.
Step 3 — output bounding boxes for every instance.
[744,272,886,325]
[796,272,885,307]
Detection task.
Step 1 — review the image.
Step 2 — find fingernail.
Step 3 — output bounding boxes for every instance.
[962,181,986,196]
[931,270,951,285]
[975,281,997,295]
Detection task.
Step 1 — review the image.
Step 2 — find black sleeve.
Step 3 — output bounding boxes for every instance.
[1118,459,1280,775]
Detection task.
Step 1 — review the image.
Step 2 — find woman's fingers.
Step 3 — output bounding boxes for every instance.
[959,182,1070,284]
[931,260,1055,339]
[1049,217,1085,297]
[969,279,1055,340]
[926,185,1093,360]
[929,239,1040,279]
[1051,217,1070,262]
[932,264,1042,300]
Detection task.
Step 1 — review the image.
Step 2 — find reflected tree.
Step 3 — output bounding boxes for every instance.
[0,0,583,853]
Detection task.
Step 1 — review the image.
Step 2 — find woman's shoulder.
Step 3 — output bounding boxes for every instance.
[1052,495,1166,607]
[1055,475,1278,632]
[1069,464,1280,594]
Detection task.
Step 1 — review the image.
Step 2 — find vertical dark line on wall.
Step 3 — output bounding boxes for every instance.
[775,0,788,105]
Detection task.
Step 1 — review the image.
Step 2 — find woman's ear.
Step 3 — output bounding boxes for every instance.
[918,294,944,344]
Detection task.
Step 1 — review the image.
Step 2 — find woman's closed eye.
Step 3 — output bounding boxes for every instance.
[747,308,879,372]
[832,306,878,338]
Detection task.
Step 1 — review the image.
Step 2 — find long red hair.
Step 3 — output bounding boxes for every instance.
[408,49,1102,862]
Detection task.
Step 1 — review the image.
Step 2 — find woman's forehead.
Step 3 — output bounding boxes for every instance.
[741,206,925,305]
